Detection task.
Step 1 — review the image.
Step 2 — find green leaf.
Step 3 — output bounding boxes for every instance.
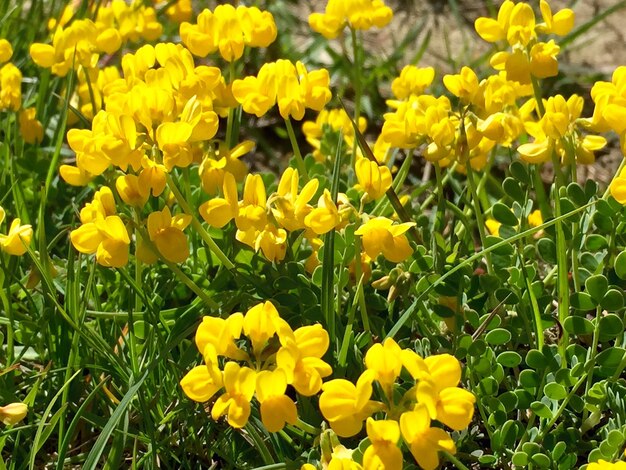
[519,369,541,390]
[601,289,624,311]
[497,351,522,368]
[544,382,567,400]
[486,328,512,346]
[599,314,624,341]
[537,238,557,264]
[585,274,609,303]
[585,234,608,251]
[530,401,553,419]
[493,202,518,226]
[567,182,587,207]
[563,316,594,335]
[570,292,597,310]
[614,251,626,280]
[526,349,546,370]
[596,348,626,377]
[531,453,552,468]
[510,161,530,184]
[512,452,529,467]
[503,177,525,203]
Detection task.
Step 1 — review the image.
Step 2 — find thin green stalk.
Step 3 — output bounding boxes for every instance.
[582,306,602,422]
[387,199,597,339]
[284,118,309,182]
[442,451,471,470]
[466,164,493,274]
[245,423,274,466]
[349,26,362,172]
[166,173,235,270]
[517,247,544,349]
[536,373,587,442]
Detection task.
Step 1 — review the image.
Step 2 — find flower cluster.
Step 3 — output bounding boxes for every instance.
[309,0,393,39]
[475,0,574,84]
[304,338,475,470]
[180,4,276,62]
[0,39,43,143]
[0,206,33,257]
[180,301,332,432]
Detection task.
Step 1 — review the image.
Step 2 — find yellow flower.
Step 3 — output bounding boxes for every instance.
[165,0,193,23]
[304,189,342,235]
[147,207,191,264]
[309,0,393,39]
[399,405,456,470]
[391,65,435,100]
[276,324,333,396]
[199,172,239,228]
[319,370,383,437]
[253,224,288,263]
[255,369,298,432]
[443,66,480,104]
[610,166,626,204]
[354,217,414,263]
[0,213,33,256]
[18,108,44,144]
[243,301,281,355]
[0,62,22,111]
[271,168,320,232]
[486,219,501,237]
[362,418,402,470]
[537,0,575,36]
[236,174,268,232]
[70,215,130,267]
[354,158,392,202]
[588,461,626,469]
[364,338,402,395]
[303,108,367,161]
[211,362,256,428]
[0,39,13,62]
[115,175,149,207]
[528,209,543,228]
[0,403,27,425]
[195,312,246,361]
[232,60,331,120]
[180,5,276,61]
[415,354,476,431]
[180,345,223,403]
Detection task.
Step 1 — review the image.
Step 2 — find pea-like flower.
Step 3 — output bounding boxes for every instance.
[362,418,403,470]
[309,0,393,39]
[255,369,298,432]
[399,404,456,470]
[146,207,191,263]
[232,60,331,120]
[354,217,414,263]
[180,4,276,62]
[0,207,33,256]
[211,362,256,429]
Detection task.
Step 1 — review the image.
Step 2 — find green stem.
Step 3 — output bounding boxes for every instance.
[245,423,274,465]
[166,173,235,270]
[135,226,219,310]
[295,418,319,435]
[442,451,471,470]
[466,164,494,275]
[350,26,362,173]
[284,118,309,182]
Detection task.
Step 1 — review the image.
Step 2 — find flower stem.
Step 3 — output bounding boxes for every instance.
[466,164,494,275]
[166,173,235,270]
[284,117,309,182]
